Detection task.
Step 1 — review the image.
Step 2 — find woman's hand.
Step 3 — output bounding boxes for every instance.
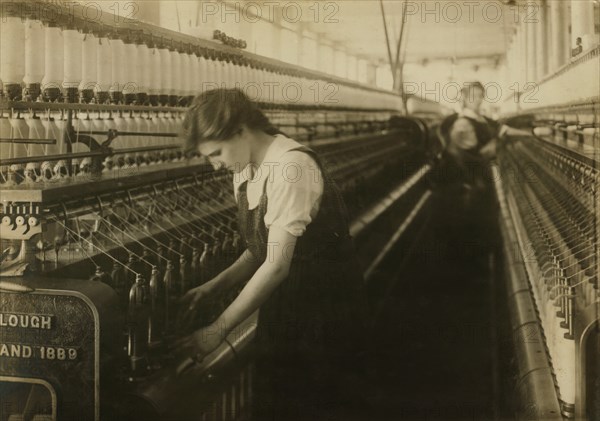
[480,138,497,159]
[177,282,216,331]
[172,323,225,364]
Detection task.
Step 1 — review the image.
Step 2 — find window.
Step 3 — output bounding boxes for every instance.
[301,34,318,70]
[281,28,299,65]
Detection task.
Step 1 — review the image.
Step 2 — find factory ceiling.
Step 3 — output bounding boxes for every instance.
[109,0,514,67]
[300,0,514,64]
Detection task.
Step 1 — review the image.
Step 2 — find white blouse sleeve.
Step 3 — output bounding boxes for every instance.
[264,151,324,237]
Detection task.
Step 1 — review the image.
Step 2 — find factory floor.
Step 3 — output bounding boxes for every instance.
[365,202,499,421]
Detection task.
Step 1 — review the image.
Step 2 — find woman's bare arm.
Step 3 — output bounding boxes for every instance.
[212,226,297,336]
[203,248,262,293]
[175,227,297,358]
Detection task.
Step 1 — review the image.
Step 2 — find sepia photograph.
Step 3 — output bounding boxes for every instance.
[0,0,598,420]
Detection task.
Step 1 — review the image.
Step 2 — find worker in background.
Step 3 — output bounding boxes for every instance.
[572,37,583,57]
[436,82,507,278]
[174,89,369,421]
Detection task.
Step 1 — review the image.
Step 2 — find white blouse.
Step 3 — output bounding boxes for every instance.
[233,135,324,237]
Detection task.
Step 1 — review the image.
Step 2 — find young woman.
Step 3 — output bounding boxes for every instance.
[175,89,369,420]
[436,82,506,277]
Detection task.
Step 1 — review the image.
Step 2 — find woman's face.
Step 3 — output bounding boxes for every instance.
[450,118,477,149]
[197,130,250,173]
[463,87,485,112]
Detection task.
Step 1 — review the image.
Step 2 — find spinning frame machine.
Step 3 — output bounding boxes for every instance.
[495,92,599,420]
[0,1,435,420]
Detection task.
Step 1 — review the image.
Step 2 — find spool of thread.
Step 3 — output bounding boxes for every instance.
[265,69,276,104]
[174,112,185,153]
[137,41,151,105]
[148,44,161,106]
[63,28,83,103]
[207,57,219,91]
[259,68,269,102]
[275,71,285,105]
[151,112,165,154]
[100,112,116,171]
[240,63,250,90]
[220,59,230,89]
[245,65,261,102]
[53,113,68,157]
[122,36,139,105]
[112,112,128,166]
[298,76,307,105]
[123,112,139,167]
[181,49,191,100]
[233,62,243,89]
[169,48,181,106]
[161,112,175,161]
[198,55,208,94]
[0,16,25,100]
[9,116,30,162]
[109,35,125,104]
[74,112,95,154]
[165,112,177,158]
[80,30,98,104]
[142,113,155,164]
[191,51,201,95]
[41,113,59,156]
[24,19,45,101]
[41,24,64,102]
[25,114,46,160]
[96,33,112,104]
[180,49,192,105]
[159,46,172,105]
[132,112,147,166]
[93,112,109,149]
[0,114,13,178]
[186,49,196,101]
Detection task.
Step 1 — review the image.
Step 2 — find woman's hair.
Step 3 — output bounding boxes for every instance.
[461,81,485,97]
[182,88,281,153]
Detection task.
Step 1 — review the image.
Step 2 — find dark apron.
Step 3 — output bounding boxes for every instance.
[436,114,500,269]
[237,145,368,420]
